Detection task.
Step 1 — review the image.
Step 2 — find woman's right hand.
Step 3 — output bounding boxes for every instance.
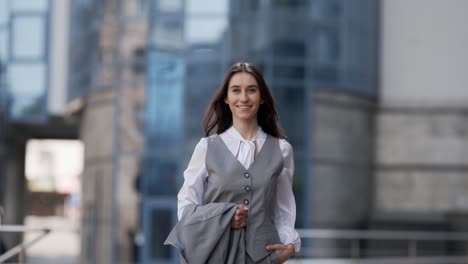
[231,204,249,229]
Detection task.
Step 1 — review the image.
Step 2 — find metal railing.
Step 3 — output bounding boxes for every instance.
[292,228,468,264]
[0,225,51,263]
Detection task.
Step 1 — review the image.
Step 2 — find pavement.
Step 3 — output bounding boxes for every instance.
[23,216,79,264]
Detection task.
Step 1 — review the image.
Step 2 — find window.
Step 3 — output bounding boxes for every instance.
[12,16,46,60]
[11,0,48,12]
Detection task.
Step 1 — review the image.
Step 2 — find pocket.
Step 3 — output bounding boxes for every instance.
[255,228,281,244]
[254,230,281,257]
[269,251,281,264]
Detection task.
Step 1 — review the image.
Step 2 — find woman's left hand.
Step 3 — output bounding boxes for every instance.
[266,243,294,263]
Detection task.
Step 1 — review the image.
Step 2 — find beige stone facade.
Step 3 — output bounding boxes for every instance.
[78,0,147,262]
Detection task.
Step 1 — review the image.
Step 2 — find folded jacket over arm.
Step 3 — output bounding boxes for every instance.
[164,203,246,264]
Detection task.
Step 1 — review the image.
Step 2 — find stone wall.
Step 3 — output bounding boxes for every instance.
[312,91,376,227]
[308,91,376,257]
[377,0,468,215]
[376,107,468,212]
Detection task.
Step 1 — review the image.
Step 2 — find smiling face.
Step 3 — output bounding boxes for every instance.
[224,72,262,125]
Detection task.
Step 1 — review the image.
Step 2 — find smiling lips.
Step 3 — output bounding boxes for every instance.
[237,105,252,109]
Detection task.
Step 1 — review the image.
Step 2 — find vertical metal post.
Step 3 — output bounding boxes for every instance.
[18,248,24,263]
[111,0,123,263]
[351,239,360,258]
[0,5,8,208]
[303,0,314,254]
[409,240,417,263]
[465,243,468,264]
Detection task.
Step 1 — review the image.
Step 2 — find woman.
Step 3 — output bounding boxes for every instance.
[165,62,300,264]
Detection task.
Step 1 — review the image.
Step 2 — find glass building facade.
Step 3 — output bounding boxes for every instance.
[68,0,103,101]
[0,0,52,206]
[141,0,377,263]
[0,0,51,122]
[0,9,5,199]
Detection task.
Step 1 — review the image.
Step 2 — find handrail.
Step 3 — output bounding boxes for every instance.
[297,228,468,241]
[288,256,468,264]
[0,225,51,263]
[295,228,468,262]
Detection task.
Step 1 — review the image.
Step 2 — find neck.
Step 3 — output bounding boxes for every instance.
[232,119,259,140]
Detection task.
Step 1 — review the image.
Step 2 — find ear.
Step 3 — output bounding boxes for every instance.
[224,97,229,104]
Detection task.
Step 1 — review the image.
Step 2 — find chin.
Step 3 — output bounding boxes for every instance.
[235,114,258,122]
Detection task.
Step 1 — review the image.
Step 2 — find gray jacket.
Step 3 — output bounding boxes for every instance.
[165,202,246,263]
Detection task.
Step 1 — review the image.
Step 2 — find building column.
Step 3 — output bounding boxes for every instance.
[2,140,27,251]
[376,0,468,215]
[310,91,376,257]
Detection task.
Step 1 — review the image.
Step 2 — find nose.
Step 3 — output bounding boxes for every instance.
[240,91,249,102]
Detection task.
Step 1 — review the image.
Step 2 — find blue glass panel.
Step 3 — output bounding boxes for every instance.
[184,0,228,45]
[144,50,185,195]
[141,198,178,264]
[67,0,101,101]
[0,0,8,24]
[150,16,184,50]
[157,0,183,13]
[150,208,172,258]
[11,0,48,12]
[185,17,228,45]
[12,16,45,60]
[309,0,341,19]
[0,29,7,61]
[186,0,228,15]
[147,51,184,144]
[305,0,377,96]
[9,63,46,119]
[314,29,339,65]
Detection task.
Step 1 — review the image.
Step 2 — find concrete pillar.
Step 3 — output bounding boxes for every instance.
[79,90,115,264]
[377,0,468,213]
[78,0,146,262]
[48,0,70,115]
[311,91,376,256]
[2,140,26,252]
[79,88,144,263]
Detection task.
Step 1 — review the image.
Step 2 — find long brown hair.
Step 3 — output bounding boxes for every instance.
[203,62,287,139]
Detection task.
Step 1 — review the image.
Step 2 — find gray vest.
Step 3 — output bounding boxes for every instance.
[205,134,284,262]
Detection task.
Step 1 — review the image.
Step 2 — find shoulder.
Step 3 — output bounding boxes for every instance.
[193,137,209,152]
[204,134,219,144]
[197,134,221,150]
[277,138,294,159]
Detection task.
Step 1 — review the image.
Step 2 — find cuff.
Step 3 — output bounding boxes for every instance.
[292,238,301,253]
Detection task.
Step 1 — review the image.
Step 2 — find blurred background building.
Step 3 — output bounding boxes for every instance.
[0,0,79,262]
[0,0,467,263]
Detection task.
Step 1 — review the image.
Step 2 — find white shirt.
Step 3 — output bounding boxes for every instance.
[177,127,301,252]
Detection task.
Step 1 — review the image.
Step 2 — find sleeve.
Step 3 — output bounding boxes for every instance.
[177,138,209,220]
[274,139,302,252]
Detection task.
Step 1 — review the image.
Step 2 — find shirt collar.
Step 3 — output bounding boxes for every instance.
[226,126,266,142]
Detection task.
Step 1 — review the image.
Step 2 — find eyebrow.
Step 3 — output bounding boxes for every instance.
[229,85,258,89]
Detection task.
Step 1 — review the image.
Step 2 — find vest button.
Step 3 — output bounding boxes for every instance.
[245,186,251,192]
[243,199,250,205]
[244,173,250,178]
